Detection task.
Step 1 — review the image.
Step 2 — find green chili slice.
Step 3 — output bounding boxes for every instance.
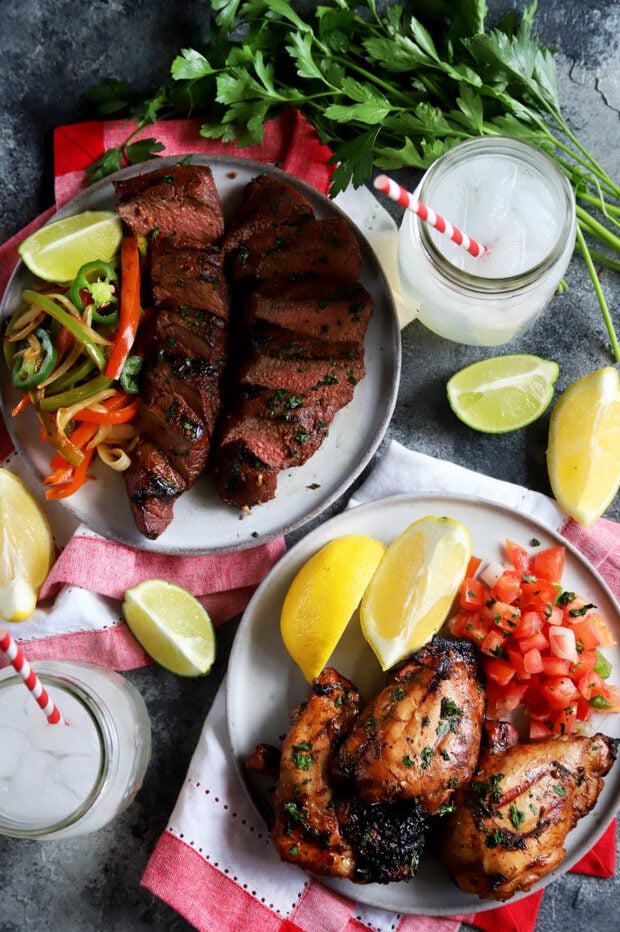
[119,355,144,394]
[70,259,119,324]
[11,328,57,390]
[22,290,106,370]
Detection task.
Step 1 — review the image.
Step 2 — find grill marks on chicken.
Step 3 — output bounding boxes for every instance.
[247,639,617,893]
[115,165,229,538]
[336,638,485,814]
[271,668,361,879]
[210,176,372,509]
[443,732,618,900]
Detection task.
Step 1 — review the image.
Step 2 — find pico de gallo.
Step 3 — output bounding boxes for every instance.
[450,539,619,739]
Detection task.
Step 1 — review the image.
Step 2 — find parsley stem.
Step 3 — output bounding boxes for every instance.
[577,191,620,217]
[576,224,620,362]
[554,113,620,197]
[585,248,620,274]
[576,205,620,253]
[330,55,412,106]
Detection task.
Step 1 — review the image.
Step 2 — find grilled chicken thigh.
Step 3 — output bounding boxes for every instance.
[271,668,361,878]
[335,638,485,814]
[443,732,618,900]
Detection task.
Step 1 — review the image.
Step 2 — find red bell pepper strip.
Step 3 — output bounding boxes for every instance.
[105,236,141,380]
[75,395,140,424]
[44,446,95,500]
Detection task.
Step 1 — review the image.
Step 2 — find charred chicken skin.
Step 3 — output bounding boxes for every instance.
[271,668,361,878]
[335,638,485,814]
[443,731,618,901]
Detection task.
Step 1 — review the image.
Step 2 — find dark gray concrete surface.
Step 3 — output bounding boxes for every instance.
[0,1,618,930]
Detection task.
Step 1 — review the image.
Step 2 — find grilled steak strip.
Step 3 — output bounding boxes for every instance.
[228,217,363,285]
[115,165,229,539]
[211,175,370,509]
[115,165,224,245]
[222,173,314,252]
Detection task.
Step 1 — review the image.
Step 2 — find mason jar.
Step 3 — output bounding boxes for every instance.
[397,137,576,345]
[0,660,151,839]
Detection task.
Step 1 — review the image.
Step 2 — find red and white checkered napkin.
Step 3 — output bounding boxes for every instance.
[142,440,619,932]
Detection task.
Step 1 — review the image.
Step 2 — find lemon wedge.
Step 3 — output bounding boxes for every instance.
[280,535,386,682]
[547,367,620,525]
[122,579,216,676]
[360,516,471,670]
[18,211,122,282]
[0,468,54,622]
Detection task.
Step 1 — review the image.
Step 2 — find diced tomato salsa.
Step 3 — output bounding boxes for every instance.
[449,539,618,738]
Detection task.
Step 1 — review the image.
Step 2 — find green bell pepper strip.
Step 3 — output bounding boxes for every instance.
[22,290,107,371]
[11,328,57,390]
[69,259,119,325]
[119,355,144,394]
[38,408,84,467]
[51,357,96,393]
[40,373,113,413]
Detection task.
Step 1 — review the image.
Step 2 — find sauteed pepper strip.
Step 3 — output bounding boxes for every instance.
[69,259,119,325]
[11,327,57,389]
[105,236,140,380]
[39,373,114,413]
[22,290,106,370]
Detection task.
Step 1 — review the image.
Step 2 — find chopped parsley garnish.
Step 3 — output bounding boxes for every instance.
[391,686,405,703]
[557,591,576,606]
[402,754,414,768]
[420,747,434,769]
[553,784,567,797]
[569,603,596,617]
[289,845,299,856]
[509,804,524,829]
[485,830,503,849]
[437,803,456,816]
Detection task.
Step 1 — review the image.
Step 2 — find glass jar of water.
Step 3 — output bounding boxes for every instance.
[397,137,576,345]
[0,660,151,839]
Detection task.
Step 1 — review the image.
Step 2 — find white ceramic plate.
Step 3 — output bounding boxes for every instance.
[227,493,620,915]
[0,156,400,554]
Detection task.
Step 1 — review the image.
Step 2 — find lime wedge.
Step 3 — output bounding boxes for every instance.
[18,211,123,283]
[122,580,216,676]
[447,354,560,433]
[547,367,620,525]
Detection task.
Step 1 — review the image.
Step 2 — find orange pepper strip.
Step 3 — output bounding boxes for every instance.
[75,396,140,424]
[43,466,74,487]
[105,235,140,380]
[49,422,99,470]
[45,447,94,500]
[11,395,31,417]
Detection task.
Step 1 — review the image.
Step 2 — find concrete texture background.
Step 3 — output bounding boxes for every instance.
[0,0,618,930]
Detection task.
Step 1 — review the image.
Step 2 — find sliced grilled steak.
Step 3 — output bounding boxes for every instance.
[244,281,372,348]
[115,165,224,244]
[136,375,210,484]
[228,217,363,284]
[116,165,229,539]
[211,442,278,507]
[154,307,227,365]
[222,174,314,253]
[247,321,363,361]
[124,441,185,539]
[151,238,229,317]
[239,357,365,408]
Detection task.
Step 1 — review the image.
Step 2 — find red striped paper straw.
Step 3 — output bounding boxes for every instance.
[374,174,489,258]
[0,626,63,724]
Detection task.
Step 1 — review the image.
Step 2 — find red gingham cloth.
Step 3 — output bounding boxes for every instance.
[0,112,616,931]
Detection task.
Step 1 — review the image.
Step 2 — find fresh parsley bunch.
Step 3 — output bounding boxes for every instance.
[85,0,620,359]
